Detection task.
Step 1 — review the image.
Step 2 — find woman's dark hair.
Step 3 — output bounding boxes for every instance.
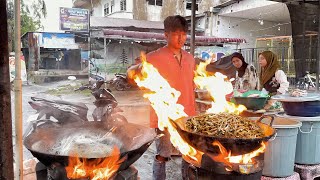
[231,52,248,77]
[164,15,188,33]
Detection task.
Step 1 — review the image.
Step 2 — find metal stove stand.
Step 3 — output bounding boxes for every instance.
[112,166,138,180]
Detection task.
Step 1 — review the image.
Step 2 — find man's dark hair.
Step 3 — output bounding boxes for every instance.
[164,15,188,33]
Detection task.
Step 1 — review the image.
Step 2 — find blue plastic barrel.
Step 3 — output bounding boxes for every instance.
[262,117,302,178]
[293,116,320,164]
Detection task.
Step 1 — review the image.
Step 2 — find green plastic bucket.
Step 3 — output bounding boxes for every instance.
[261,117,302,177]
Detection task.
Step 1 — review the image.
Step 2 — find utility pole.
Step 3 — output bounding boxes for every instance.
[190,0,196,56]
[0,0,14,179]
[317,0,320,92]
[14,0,23,178]
[209,7,214,36]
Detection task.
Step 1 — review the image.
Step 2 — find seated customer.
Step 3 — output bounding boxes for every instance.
[231,52,259,91]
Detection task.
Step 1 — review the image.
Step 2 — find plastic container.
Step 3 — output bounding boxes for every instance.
[272,93,320,117]
[261,117,302,177]
[278,114,320,164]
[233,97,268,110]
[281,101,320,117]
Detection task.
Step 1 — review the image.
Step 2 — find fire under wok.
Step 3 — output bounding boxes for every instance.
[24,121,156,170]
[171,114,275,155]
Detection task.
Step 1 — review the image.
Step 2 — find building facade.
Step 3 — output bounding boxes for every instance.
[73,0,292,48]
[40,0,74,32]
[72,0,211,21]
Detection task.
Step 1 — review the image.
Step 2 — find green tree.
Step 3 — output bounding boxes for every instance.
[119,49,128,66]
[7,0,47,52]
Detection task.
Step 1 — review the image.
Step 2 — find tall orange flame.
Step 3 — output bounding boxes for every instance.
[132,52,203,163]
[65,146,125,180]
[194,60,246,114]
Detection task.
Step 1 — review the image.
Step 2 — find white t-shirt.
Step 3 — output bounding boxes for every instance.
[274,70,289,94]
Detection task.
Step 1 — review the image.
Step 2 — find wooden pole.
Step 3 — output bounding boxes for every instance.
[0,0,15,179]
[14,0,23,178]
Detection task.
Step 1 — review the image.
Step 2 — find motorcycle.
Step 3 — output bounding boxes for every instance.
[296,71,320,90]
[79,84,127,123]
[24,81,127,138]
[89,73,105,83]
[107,73,131,91]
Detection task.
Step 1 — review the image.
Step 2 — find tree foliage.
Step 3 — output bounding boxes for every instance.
[7,0,47,52]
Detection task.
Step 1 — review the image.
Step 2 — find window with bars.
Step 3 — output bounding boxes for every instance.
[111,0,114,13]
[120,0,126,11]
[205,17,209,29]
[146,0,162,6]
[186,2,198,10]
[104,3,109,16]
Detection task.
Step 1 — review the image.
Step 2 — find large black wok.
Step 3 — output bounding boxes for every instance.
[170,115,275,155]
[24,121,156,170]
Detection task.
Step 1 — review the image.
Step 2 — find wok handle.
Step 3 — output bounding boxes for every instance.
[256,115,274,127]
[169,119,180,130]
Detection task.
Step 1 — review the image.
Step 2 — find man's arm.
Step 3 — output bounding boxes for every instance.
[126,63,142,86]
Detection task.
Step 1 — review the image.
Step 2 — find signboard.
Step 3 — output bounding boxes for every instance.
[195,46,233,63]
[60,7,89,32]
[42,33,78,49]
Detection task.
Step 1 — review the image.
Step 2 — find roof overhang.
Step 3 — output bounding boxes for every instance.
[214,0,244,9]
[101,29,246,45]
[269,0,319,5]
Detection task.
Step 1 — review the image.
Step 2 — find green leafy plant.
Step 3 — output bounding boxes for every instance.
[7,0,47,52]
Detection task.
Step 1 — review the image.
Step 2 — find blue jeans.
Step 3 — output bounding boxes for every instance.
[153,128,175,180]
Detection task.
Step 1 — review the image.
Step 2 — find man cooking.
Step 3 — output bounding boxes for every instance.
[127,15,197,180]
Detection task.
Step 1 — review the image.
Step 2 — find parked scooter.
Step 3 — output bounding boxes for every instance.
[24,81,127,138]
[78,84,128,123]
[296,71,320,90]
[107,73,131,91]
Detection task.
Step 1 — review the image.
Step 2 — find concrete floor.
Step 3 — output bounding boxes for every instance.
[18,79,182,180]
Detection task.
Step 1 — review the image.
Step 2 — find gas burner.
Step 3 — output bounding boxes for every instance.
[183,159,263,180]
[35,162,138,180]
[182,153,264,180]
[186,165,262,180]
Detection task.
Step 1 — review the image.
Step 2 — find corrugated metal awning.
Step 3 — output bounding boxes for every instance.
[102,29,246,44]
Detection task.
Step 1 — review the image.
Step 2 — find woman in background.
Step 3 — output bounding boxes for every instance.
[259,50,289,95]
[259,50,289,110]
[231,52,259,91]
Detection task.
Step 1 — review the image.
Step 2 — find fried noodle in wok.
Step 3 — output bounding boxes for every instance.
[185,113,264,138]
[48,133,122,157]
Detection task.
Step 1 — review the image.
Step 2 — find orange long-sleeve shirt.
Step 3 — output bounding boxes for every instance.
[147,46,196,128]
